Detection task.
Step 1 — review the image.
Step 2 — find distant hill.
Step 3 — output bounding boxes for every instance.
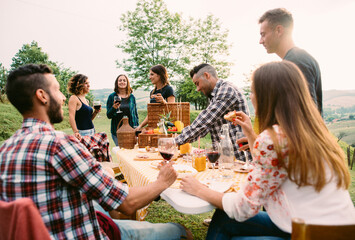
[323,90,355,109]
[91,88,150,109]
[91,88,355,111]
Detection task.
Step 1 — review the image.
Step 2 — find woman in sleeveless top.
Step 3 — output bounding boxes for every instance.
[67,74,101,140]
[136,65,175,131]
[106,74,139,146]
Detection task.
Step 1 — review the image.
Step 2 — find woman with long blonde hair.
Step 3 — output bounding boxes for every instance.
[180,61,354,239]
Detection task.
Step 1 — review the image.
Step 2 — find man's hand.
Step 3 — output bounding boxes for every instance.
[157,162,177,188]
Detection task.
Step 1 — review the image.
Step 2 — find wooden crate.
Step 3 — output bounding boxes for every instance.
[147,103,190,128]
[138,133,174,148]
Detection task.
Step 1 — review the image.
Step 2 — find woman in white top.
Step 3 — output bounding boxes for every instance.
[181,61,355,239]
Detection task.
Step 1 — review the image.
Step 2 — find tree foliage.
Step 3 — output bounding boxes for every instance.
[10,41,79,103]
[0,63,8,102]
[117,0,190,89]
[117,0,233,110]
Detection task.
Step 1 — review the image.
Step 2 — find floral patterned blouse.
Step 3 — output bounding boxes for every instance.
[222,124,355,233]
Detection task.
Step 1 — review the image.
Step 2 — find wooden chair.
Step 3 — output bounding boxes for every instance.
[291,218,355,240]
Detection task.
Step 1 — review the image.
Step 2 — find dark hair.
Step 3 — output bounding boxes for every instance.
[258,8,293,30]
[67,74,88,95]
[6,64,52,114]
[150,64,169,85]
[189,63,217,79]
[114,74,133,95]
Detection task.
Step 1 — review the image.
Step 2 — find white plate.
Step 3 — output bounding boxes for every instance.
[149,161,163,169]
[233,164,250,173]
[173,164,197,178]
[138,148,147,153]
[201,180,233,193]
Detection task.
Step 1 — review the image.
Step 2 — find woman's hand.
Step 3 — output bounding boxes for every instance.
[152,93,165,104]
[94,106,102,113]
[112,101,120,109]
[74,132,82,141]
[233,111,257,149]
[180,175,208,196]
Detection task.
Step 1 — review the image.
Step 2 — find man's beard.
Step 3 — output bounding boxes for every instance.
[47,93,63,124]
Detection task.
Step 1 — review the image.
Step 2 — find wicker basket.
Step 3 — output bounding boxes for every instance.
[138,133,174,148]
[147,103,190,128]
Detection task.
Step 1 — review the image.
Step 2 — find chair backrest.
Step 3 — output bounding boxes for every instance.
[291,218,355,240]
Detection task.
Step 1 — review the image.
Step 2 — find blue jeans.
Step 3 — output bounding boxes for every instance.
[93,201,187,240]
[111,133,119,146]
[79,128,95,136]
[207,209,291,240]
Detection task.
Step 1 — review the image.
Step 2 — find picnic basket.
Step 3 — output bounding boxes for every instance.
[138,102,190,148]
[138,133,174,148]
[147,102,190,128]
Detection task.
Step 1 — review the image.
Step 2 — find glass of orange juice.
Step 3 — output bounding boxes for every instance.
[192,149,206,172]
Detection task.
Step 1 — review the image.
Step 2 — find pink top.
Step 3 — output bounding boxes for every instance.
[222,125,355,233]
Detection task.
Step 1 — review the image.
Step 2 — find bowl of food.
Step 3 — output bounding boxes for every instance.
[173,164,197,178]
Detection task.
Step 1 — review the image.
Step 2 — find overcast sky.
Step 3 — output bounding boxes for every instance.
[1,0,354,91]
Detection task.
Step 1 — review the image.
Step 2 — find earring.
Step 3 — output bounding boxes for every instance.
[44,101,47,105]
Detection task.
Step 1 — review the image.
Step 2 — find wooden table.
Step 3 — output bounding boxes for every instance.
[112,147,248,220]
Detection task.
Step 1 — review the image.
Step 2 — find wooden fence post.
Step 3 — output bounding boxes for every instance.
[347,146,350,166]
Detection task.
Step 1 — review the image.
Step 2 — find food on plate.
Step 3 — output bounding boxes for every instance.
[150,161,164,169]
[145,146,156,152]
[173,164,197,178]
[136,154,149,159]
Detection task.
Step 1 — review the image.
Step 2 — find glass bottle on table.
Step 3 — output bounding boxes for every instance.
[219,124,234,179]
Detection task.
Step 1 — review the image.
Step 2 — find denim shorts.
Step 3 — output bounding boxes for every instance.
[78,128,95,136]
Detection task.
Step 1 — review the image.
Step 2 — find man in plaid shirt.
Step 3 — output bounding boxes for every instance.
[175,63,251,161]
[0,64,190,239]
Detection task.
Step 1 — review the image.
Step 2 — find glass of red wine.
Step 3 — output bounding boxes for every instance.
[206,142,221,180]
[158,138,176,162]
[236,132,250,170]
[114,95,122,113]
[93,100,101,118]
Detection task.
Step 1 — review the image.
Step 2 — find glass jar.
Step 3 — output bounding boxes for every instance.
[192,149,206,172]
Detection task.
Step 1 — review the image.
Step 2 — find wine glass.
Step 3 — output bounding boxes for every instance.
[93,100,101,118]
[206,142,221,180]
[158,138,177,162]
[236,132,250,170]
[114,95,122,113]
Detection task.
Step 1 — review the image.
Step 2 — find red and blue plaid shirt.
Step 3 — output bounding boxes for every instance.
[0,118,128,239]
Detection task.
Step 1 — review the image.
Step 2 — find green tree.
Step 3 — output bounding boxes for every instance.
[10,41,77,102]
[0,63,8,102]
[10,41,50,70]
[175,14,233,109]
[117,0,190,89]
[175,79,207,110]
[187,14,232,79]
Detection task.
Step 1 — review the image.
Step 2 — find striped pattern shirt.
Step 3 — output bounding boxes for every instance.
[175,79,251,161]
[0,118,128,239]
